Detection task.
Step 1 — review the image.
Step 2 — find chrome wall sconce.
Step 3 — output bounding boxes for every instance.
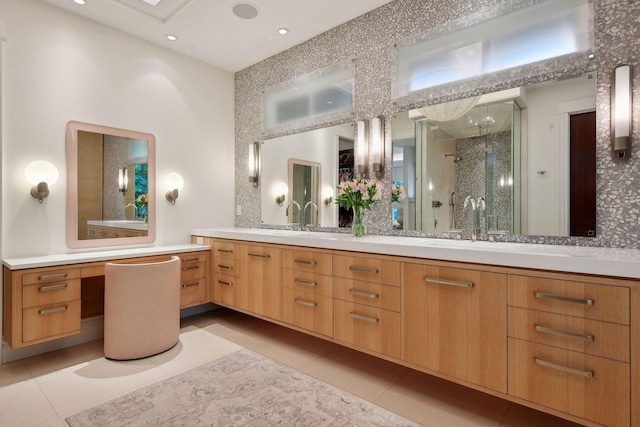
[248,142,260,187]
[118,167,128,194]
[165,172,184,205]
[370,116,385,179]
[25,160,59,203]
[323,186,334,206]
[612,64,632,160]
[355,120,369,178]
[275,182,288,206]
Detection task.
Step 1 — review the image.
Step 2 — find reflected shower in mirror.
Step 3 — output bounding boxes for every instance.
[289,159,320,226]
[392,72,596,237]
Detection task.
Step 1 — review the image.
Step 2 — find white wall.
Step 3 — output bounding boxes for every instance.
[0,0,235,258]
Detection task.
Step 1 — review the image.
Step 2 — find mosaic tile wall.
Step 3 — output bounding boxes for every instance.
[235,0,640,248]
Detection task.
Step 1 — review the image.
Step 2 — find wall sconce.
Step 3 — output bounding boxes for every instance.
[355,120,369,178]
[323,186,334,206]
[118,167,128,194]
[248,142,260,187]
[25,160,59,203]
[275,182,288,206]
[370,116,385,179]
[165,172,184,205]
[612,64,632,160]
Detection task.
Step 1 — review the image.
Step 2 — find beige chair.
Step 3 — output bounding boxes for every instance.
[104,256,181,360]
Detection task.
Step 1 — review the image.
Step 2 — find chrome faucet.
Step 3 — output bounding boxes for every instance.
[303,201,319,229]
[285,200,301,230]
[125,203,138,221]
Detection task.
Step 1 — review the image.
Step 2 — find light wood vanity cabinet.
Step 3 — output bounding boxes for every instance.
[178,253,209,308]
[241,244,283,321]
[211,241,241,307]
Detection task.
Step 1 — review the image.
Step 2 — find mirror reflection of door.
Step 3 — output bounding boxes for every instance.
[288,159,321,226]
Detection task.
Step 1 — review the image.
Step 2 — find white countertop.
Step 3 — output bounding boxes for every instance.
[87,220,148,231]
[3,244,210,270]
[191,227,640,280]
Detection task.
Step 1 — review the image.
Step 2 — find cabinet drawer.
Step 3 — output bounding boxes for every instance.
[23,279,81,309]
[180,278,207,308]
[180,253,207,281]
[508,338,630,427]
[213,241,239,260]
[333,255,400,286]
[334,299,400,359]
[283,269,333,297]
[23,300,81,343]
[508,275,630,324]
[333,278,400,312]
[23,268,81,285]
[211,273,240,307]
[283,250,332,275]
[283,288,333,337]
[508,307,629,362]
[213,258,241,278]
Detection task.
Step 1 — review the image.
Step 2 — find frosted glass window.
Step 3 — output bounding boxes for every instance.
[264,65,354,130]
[395,0,594,98]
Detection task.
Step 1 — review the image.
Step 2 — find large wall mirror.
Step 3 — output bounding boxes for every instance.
[260,123,354,227]
[66,121,156,249]
[392,72,596,237]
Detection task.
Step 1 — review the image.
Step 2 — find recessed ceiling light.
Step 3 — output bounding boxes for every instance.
[73,0,86,5]
[141,0,162,5]
[232,3,259,20]
[278,28,289,35]
[166,34,177,41]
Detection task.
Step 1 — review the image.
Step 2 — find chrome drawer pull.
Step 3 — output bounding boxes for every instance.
[294,298,317,307]
[423,276,474,288]
[349,289,379,299]
[349,266,379,274]
[181,265,200,271]
[534,357,594,378]
[217,248,233,253]
[39,306,68,315]
[217,264,233,270]
[534,292,594,306]
[349,312,379,323]
[39,284,68,292]
[38,273,68,281]
[294,259,317,265]
[534,324,594,342]
[181,282,199,288]
[218,280,233,287]
[294,278,317,287]
[248,253,271,258]
[182,257,199,263]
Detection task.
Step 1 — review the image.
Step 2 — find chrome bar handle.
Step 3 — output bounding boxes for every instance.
[218,280,233,287]
[217,264,233,270]
[38,273,68,281]
[534,324,594,342]
[534,291,594,306]
[294,259,317,265]
[39,306,68,315]
[349,312,379,323]
[181,265,199,271]
[182,257,199,263]
[294,298,317,308]
[181,282,199,288]
[534,357,594,378]
[294,278,317,287]
[349,266,379,274]
[248,253,271,258]
[39,284,68,292]
[423,276,474,288]
[217,248,233,253]
[349,289,379,299]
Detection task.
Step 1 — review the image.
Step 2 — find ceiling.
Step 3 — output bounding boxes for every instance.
[40,0,394,72]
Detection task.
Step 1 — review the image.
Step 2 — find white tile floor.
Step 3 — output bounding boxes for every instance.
[0,308,585,426]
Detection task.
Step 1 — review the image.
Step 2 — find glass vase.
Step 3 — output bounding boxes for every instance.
[352,205,366,237]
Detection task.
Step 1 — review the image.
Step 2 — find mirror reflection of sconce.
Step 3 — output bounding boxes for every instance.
[118,167,128,194]
[612,64,632,160]
[323,186,334,206]
[165,172,184,205]
[370,116,385,179]
[26,160,59,203]
[356,120,369,178]
[275,182,288,206]
[248,142,260,187]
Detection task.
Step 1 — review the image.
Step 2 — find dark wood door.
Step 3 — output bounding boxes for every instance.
[569,111,596,237]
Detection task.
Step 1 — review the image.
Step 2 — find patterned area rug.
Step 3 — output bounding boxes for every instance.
[66,349,421,426]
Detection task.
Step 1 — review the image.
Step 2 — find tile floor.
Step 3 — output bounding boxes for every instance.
[0,308,585,427]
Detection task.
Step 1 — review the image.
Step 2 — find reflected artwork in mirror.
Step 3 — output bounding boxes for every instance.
[66,121,156,249]
[392,72,596,237]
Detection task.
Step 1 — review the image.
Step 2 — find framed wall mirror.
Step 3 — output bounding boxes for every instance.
[66,121,156,249]
[391,72,596,237]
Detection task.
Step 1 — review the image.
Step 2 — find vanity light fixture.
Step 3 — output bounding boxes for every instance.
[355,120,369,178]
[370,116,385,179]
[248,142,260,187]
[118,167,128,194]
[25,160,59,203]
[275,182,288,206]
[612,64,632,160]
[323,186,334,206]
[165,172,184,205]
